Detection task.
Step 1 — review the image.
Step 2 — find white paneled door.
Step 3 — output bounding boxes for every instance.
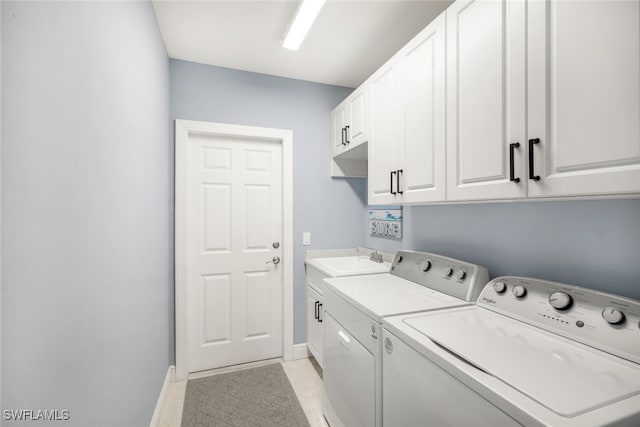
[186,132,283,373]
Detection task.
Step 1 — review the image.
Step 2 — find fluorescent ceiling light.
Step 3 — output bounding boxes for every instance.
[282,0,326,51]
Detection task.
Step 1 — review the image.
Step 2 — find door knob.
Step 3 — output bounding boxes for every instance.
[266,256,281,265]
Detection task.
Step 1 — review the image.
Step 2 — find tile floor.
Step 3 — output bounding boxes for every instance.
[158,357,328,427]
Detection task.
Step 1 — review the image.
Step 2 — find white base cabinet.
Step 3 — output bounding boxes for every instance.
[306,282,324,366]
[305,266,325,367]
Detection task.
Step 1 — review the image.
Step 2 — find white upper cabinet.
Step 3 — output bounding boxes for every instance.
[446,0,527,201]
[332,87,368,157]
[368,13,447,205]
[399,12,446,203]
[340,0,639,201]
[527,0,640,197]
[331,85,369,177]
[331,101,348,156]
[347,86,368,148]
[368,58,403,205]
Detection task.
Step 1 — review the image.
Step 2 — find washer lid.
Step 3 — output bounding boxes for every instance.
[324,274,468,322]
[404,306,640,417]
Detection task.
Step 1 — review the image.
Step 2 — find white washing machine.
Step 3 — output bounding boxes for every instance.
[383,276,640,427]
[322,250,489,427]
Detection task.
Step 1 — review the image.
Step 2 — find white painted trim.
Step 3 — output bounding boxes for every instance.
[149,365,174,427]
[174,119,295,380]
[282,122,294,363]
[292,343,312,360]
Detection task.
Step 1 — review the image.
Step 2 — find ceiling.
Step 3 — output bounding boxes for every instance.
[152,0,452,88]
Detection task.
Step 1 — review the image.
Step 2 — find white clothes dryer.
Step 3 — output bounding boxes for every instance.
[321,250,489,427]
[383,276,640,427]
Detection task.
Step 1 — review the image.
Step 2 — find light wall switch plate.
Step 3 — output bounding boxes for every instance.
[303,232,311,246]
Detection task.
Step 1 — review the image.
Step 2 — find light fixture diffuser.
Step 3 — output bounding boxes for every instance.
[282,0,326,51]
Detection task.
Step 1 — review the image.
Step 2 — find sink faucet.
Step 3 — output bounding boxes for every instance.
[369,250,383,263]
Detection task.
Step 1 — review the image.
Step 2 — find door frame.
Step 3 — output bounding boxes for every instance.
[174,119,294,381]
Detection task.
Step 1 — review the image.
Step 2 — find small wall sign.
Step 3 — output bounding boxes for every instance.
[369,207,402,239]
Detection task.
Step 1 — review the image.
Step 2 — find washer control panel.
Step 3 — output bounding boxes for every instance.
[478,276,640,364]
[390,250,489,302]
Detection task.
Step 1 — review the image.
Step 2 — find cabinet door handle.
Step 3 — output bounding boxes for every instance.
[390,171,397,195]
[345,125,350,144]
[341,127,346,146]
[509,143,520,183]
[528,138,541,181]
[397,169,403,194]
[314,301,319,320]
[318,303,323,323]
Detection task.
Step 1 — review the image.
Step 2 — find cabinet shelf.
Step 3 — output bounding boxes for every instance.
[331,143,368,178]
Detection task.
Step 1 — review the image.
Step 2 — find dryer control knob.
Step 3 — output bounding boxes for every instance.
[493,281,506,294]
[444,267,454,277]
[455,270,466,280]
[549,292,573,310]
[602,308,625,325]
[421,260,432,272]
[512,285,527,298]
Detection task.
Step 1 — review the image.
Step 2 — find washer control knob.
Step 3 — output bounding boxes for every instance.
[602,308,625,325]
[421,260,432,272]
[493,281,507,294]
[444,267,454,277]
[455,270,466,280]
[549,292,573,310]
[512,285,527,298]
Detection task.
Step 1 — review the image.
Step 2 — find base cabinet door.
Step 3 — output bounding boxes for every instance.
[527,0,640,197]
[306,285,323,366]
[446,0,527,201]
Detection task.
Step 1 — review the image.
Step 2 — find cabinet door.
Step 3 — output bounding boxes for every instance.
[446,0,526,201]
[306,285,323,366]
[399,12,447,203]
[331,101,347,157]
[368,58,403,205]
[346,85,368,148]
[528,0,640,197]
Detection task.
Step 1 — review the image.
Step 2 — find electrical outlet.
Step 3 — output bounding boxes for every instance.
[303,232,311,246]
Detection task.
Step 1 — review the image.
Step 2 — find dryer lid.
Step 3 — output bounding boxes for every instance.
[404,306,640,417]
[325,274,467,322]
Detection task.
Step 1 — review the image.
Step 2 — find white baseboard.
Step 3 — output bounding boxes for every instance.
[292,343,311,360]
[149,365,174,427]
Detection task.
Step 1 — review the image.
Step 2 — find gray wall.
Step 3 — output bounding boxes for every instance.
[2,2,171,426]
[170,59,366,348]
[365,200,640,300]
